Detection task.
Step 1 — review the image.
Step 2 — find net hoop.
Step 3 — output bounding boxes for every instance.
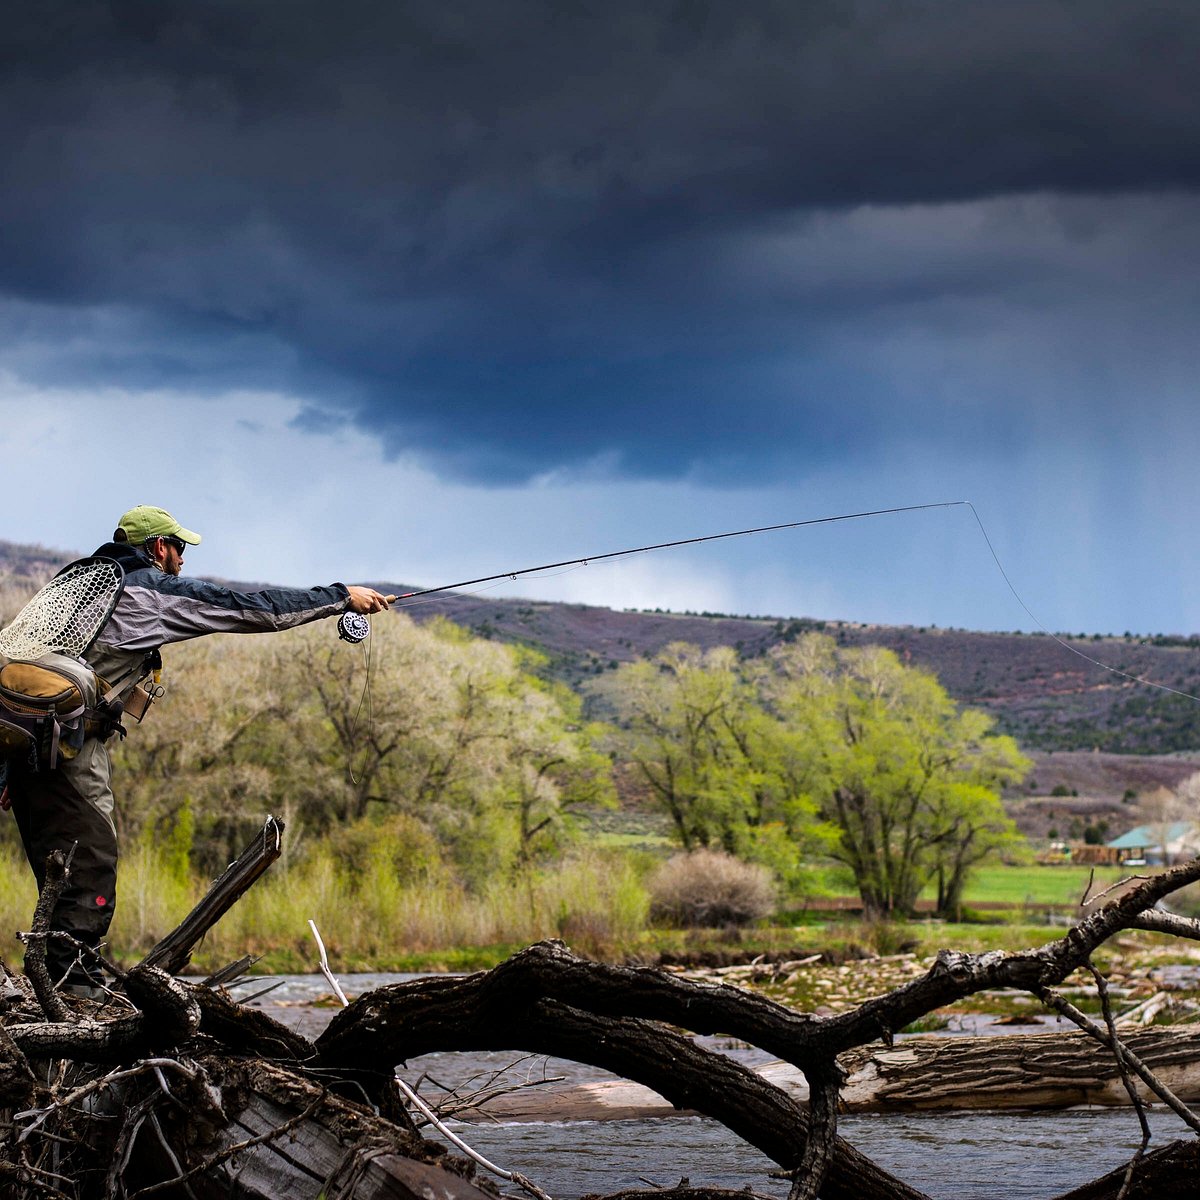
[0,556,125,662]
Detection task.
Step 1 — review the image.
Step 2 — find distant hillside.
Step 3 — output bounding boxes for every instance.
[374,586,1200,758]
[0,541,77,582]
[6,539,1200,756]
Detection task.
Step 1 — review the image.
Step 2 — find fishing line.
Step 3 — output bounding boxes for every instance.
[964,502,1200,705]
[345,626,374,787]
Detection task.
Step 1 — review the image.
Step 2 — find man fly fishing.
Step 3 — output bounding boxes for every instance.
[0,505,389,998]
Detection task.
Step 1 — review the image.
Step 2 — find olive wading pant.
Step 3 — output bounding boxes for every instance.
[8,735,117,987]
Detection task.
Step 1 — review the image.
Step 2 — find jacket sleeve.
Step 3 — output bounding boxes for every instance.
[96,572,351,651]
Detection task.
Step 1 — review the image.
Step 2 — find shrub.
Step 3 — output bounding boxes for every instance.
[648,850,776,927]
[325,812,446,883]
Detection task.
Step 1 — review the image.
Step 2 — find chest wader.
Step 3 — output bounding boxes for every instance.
[2,656,118,990]
[0,557,130,993]
[3,648,166,991]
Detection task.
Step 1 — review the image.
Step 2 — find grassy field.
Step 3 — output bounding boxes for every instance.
[941,864,1133,907]
[590,815,1143,912]
[792,862,1140,909]
[638,917,1069,962]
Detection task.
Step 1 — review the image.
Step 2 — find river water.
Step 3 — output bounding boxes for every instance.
[232,973,1193,1199]
[439,1109,1184,1199]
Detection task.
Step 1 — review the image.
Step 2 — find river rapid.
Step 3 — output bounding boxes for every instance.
[236,973,1190,1199]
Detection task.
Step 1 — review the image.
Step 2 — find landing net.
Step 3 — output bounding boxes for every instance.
[0,557,125,661]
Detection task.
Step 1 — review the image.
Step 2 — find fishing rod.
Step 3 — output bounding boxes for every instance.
[337,501,963,641]
[387,500,968,603]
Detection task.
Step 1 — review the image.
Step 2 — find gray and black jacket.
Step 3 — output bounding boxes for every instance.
[85,541,350,688]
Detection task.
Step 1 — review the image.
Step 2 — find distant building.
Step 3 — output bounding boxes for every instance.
[1106,821,1200,866]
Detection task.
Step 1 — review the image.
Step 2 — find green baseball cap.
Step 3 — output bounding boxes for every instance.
[117,505,202,546]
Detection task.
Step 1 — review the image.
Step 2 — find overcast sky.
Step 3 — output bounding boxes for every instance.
[3,1,1200,635]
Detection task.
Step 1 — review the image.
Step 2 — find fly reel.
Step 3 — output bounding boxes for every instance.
[337,611,371,644]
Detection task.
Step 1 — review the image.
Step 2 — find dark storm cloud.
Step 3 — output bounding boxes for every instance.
[3,1,1200,479]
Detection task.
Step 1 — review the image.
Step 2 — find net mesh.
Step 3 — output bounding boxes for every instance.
[0,558,124,661]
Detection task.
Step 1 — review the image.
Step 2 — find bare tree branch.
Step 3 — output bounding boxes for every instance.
[1129,909,1200,940]
[20,849,74,1023]
[1034,986,1200,1135]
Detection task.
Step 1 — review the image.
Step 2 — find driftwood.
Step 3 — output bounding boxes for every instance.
[140,815,284,976]
[117,1057,497,1200]
[0,820,493,1200]
[4,826,1200,1199]
[832,1024,1200,1112]
[456,1025,1200,1121]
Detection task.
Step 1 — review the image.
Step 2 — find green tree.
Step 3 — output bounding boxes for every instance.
[614,644,830,875]
[111,634,292,864]
[765,638,1028,918]
[614,635,1028,918]
[113,614,613,883]
[496,678,614,870]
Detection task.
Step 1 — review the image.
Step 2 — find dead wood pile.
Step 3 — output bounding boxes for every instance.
[2,820,1200,1200]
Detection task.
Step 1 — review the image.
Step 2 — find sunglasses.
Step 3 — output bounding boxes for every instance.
[160,536,187,554]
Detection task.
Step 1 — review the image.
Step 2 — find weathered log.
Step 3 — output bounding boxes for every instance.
[399,1025,1200,1123]
[6,964,199,1064]
[121,1057,497,1200]
[809,1024,1200,1112]
[771,1024,1200,1115]
[140,815,285,976]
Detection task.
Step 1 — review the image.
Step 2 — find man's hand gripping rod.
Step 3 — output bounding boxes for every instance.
[337,584,397,643]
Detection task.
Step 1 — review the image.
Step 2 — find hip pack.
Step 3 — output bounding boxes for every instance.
[0,656,98,771]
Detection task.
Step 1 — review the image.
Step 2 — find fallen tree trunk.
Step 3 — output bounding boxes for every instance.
[314,968,932,1200]
[452,1025,1200,1122]
[836,1023,1200,1112]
